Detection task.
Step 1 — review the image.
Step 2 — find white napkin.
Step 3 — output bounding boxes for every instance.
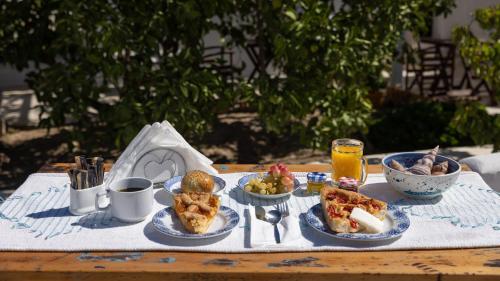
[105,121,218,185]
[248,205,303,249]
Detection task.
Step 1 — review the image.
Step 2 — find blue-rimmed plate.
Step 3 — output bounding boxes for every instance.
[163,175,226,194]
[152,206,240,239]
[238,173,301,199]
[305,204,410,241]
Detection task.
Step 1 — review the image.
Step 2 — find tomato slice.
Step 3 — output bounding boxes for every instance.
[350,219,359,229]
[326,192,336,200]
[344,205,354,212]
[327,205,342,218]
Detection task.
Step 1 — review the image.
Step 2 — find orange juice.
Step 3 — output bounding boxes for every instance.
[331,139,364,182]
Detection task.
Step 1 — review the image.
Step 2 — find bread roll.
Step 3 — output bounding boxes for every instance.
[181,170,215,193]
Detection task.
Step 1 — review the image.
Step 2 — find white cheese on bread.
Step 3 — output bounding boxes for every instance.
[350,207,384,233]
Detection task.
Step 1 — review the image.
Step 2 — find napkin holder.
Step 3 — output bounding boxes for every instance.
[105,121,217,186]
[129,147,187,184]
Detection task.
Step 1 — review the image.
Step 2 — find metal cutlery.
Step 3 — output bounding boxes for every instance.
[267,209,283,244]
[68,156,105,190]
[255,206,283,244]
[277,201,290,218]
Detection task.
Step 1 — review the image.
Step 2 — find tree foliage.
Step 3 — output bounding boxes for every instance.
[0,0,455,149]
[0,1,235,147]
[453,5,500,104]
[451,102,500,151]
[452,5,500,151]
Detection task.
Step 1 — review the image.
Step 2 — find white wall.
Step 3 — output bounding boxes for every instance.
[433,0,498,40]
[0,65,30,90]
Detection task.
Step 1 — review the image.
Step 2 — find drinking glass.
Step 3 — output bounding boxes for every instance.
[331,138,367,184]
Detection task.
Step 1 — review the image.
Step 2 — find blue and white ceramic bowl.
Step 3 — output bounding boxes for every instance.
[382,152,461,199]
[305,203,410,241]
[164,175,226,194]
[238,173,300,199]
[152,206,240,239]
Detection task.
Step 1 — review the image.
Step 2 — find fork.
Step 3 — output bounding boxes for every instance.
[277,201,290,218]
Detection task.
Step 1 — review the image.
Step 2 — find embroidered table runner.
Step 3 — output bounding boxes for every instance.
[0,172,498,252]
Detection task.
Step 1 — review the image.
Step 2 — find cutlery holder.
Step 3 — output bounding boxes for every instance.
[69,184,105,215]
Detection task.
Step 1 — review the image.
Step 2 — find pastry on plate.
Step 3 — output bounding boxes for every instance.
[320,186,387,233]
[173,192,220,234]
[181,170,215,193]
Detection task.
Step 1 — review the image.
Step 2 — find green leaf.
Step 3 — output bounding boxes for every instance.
[284,9,297,21]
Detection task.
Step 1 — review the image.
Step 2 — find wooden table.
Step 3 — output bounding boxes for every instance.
[1,163,499,281]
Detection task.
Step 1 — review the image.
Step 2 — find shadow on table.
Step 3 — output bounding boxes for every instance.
[154,189,173,206]
[73,211,134,230]
[359,182,444,205]
[143,221,231,247]
[359,182,401,202]
[26,207,73,219]
[228,184,292,207]
[298,213,401,248]
[390,194,443,206]
[292,183,309,198]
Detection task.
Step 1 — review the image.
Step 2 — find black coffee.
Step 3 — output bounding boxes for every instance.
[117,187,144,192]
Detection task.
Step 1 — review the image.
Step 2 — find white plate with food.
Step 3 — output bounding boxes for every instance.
[163,175,226,194]
[238,174,300,199]
[305,187,410,241]
[238,164,300,199]
[153,192,239,239]
[153,206,239,239]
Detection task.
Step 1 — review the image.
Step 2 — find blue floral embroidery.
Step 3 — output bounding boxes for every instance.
[393,183,500,230]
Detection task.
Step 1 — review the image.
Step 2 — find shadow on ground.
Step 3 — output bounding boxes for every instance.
[0,112,493,192]
[0,113,326,191]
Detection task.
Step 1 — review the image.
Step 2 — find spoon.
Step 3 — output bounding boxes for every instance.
[254,206,283,243]
[266,209,283,244]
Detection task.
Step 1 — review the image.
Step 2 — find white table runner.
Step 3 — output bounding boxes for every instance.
[0,172,499,252]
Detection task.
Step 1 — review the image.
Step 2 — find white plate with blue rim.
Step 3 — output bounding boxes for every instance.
[163,175,226,194]
[237,173,301,199]
[305,203,410,241]
[152,206,240,239]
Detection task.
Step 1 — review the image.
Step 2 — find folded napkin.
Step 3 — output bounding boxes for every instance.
[248,205,302,249]
[105,121,217,185]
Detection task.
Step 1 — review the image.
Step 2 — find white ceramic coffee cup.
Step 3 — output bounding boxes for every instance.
[95,177,153,223]
[70,184,105,215]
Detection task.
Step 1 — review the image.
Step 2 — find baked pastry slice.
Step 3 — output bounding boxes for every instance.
[320,187,387,233]
[173,192,220,234]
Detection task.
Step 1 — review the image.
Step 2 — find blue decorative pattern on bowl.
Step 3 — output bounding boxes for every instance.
[163,175,226,194]
[305,203,410,241]
[237,173,300,199]
[382,152,461,199]
[152,206,240,239]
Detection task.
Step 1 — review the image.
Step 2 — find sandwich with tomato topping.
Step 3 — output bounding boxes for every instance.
[320,186,387,233]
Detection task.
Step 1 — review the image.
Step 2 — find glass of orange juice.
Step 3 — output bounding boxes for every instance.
[331,139,367,184]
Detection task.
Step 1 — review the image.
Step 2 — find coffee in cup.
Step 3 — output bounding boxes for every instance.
[95,177,153,223]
